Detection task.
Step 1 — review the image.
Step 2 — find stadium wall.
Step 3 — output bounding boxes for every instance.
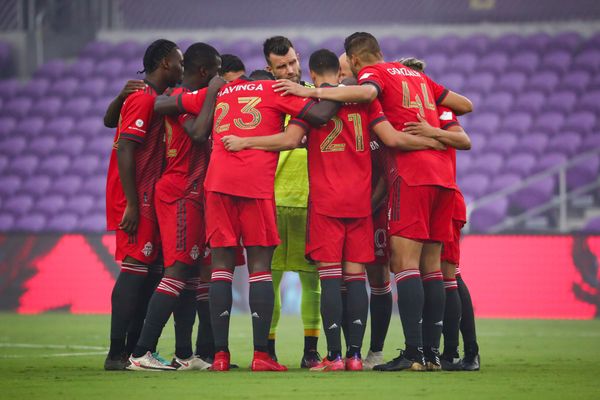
[0,234,598,319]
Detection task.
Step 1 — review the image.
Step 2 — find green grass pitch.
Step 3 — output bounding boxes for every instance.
[0,313,599,399]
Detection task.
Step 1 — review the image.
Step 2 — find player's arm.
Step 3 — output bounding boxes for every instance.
[185,76,227,143]
[371,176,386,212]
[373,120,445,151]
[274,79,377,103]
[103,80,147,128]
[222,122,307,152]
[439,91,473,116]
[301,100,341,126]
[403,114,471,150]
[154,94,181,115]
[116,139,139,234]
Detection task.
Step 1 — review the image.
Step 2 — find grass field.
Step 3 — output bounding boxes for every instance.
[1,313,599,399]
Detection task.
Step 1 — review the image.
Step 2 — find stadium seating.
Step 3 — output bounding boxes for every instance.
[0,31,599,233]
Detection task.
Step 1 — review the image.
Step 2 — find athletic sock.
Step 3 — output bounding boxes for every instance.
[344,272,368,357]
[304,336,318,354]
[109,262,149,356]
[394,269,424,353]
[422,271,445,353]
[369,282,392,352]
[173,278,198,359]
[318,265,343,357]
[248,271,275,352]
[194,280,214,358]
[132,276,186,358]
[457,269,479,356]
[298,270,321,352]
[340,281,349,349]
[209,269,233,353]
[442,278,461,358]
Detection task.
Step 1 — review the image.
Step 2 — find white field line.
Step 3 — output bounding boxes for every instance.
[0,351,106,359]
[0,343,107,350]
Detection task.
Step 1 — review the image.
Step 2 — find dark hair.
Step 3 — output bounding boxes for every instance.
[399,57,426,73]
[309,49,340,75]
[249,69,275,81]
[183,42,220,73]
[344,32,381,58]
[140,39,178,74]
[263,36,294,62]
[220,54,246,74]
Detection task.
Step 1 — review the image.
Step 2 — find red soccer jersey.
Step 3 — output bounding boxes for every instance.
[156,86,210,203]
[292,98,387,218]
[358,62,456,189]
[204,77,315,199]
[106,83,165,230]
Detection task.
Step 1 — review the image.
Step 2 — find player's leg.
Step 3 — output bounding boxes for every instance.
[342,261,368,371]
[420,242,445,371]
[457,267,480,371]
[194,263,213,363]
[298,270,321,367]
[364,263,392,369]
[268,269,284,360]
[440,260,462,370]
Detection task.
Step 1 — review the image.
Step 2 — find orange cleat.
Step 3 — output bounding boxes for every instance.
[345,355,363,371]
[251,351,288,371]
[310,356,345,371]
[210,351,230,371]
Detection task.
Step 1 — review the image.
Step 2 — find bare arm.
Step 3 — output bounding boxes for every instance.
[440,91,473,116]
[302,100,341,126]
[103,80,147,128]
[403,114,471,150]
[373,120,445,151]
[371,176,387,212]
[185,76,226,143]
[154,94,181,115]
[222,123,306,152]
[273,79,378,103]
[116,139,139,234]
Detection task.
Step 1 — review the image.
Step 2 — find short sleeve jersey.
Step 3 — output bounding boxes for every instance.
[358,62,456,189]
[156,86,210,203]
[204,78,315,199]
[291,98,387,218]
[106,83,165,230]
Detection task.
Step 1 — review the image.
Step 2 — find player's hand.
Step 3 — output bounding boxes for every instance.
[221,135,246,152]
[118,80,146,100]
[273,79,313,97]
[208,75,227,91]
[119,203,139,235]
[402,113,439,138]
[426,138,447,151]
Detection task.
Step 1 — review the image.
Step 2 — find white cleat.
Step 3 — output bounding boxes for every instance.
[171,355,212,371]
[363,350,385,370]
[126,351,176,371]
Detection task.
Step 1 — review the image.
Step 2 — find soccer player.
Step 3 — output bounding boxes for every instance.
[104,39,183,370]
[222,49,446,371]
[400,57,479,372]
[200,70,339,372]
[219,54,246,81]
[263,36,322,368]
[126,43,222,371]
[274,32,473,371]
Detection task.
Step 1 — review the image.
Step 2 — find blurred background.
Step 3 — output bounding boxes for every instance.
[0,0,599,319]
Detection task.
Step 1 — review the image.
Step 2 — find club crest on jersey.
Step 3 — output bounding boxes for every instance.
[141,242,154,257]
[190,245,200,260]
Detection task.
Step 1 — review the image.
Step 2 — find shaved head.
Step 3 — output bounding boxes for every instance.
[338,52,353,80]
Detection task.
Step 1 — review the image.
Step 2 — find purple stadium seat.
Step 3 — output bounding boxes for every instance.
[526,71,559,93]
[583,216,600,233]
[428,34,461,55]
[56,136,85,157]
[68,58,96,80]
[0,175,22,197]
[378,36,401,56]
[45,117,75,138]
[510,177,555,211]
[12,117,44,138]
[466,112,500,136]
[504,153,537,177]
[511,90,545,114]
[81,175,106,197]
[458,173,490,199]
[478,52,508,75]
[89,96,113,118]
[446,53,478,75]
[32,96,62,119]
[46,213,79,232]
[546,90,577,113]
[244,56,265,74]
[558,69,591,93]
[0,79,21,98]
[3,97,33,119]
[35,59,66,80]
[572,50,600,73]
[51,78,79,98]
[6,155,38,177]
[93,195,106,213]
[488,173,521,193]
[567,155,600,190]
[0,154,7,171]
[65,194,95,216]
[114,40,144,60]
[62,97,92,118]
[470,197,508,232]
[565,111,596,134]
[87,136,115,155]
[421,53,447,76]
[29,136,58,157]
[468,133,486,152]
[580,134,600,151]
[0,116,16,138]
[3,194,34,216]
[552,31,583,52]
[478,91,512,114]
[36,194,66,215]
[0,213,15,231]
[546,132,582,156]
[79,77,107,98]
[531,112,565,136]
[494,71,527,93]
[456,153,473,176]
[49,175,83,196]
[80,40,113,60]
[38,154,71,177]
[540,50,572,74]
[121,59,144,78]
[498,112,533,135]
[486,133,518,155]
[534,152,568,173]
[21,78,50,98]
[464,72,495,93]
[578,90,600,113]
[521,33,551,53]
[494,33,521,53]
[13,214,46,232]
[19,175,52,197]
[520,133,549,156]
[74,116,106,137]
[71,154,100,176]
[437,72,464,92]
[96,58,125,78]
[460,33,490,55]
[471,153,504,177]
[0,137,27,157]
[78,213,105,232]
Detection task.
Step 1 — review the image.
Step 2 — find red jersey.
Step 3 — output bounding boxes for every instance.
[293,98,387,218]
[204,78,315,199]
[106,83,165,230]
[156,86,210,203]
[358,62,456,189]
[437,105,466,221]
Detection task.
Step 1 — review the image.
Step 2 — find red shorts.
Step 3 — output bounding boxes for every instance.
[306,205,374,263]
[155,196,206,268]
[441,218,465,265]
[371,206,389,265]
[205,191,280,248]
[115,215,161,264]
[388,178,455,242]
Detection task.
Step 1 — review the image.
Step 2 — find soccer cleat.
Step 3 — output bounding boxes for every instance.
[171,355,212,371]
[152,352,171,366]
[210,351,230,371]
[424,348,442,371]
[362,350,384,370]
[345,354,363,371]
[309,356,345,372]
[372,350,426,372]
[251,351,288,371]
[462,353,480,371]
[126,351,176,371]
[300,350,322,369]
[104,352,129,371]
[440,355,463,371]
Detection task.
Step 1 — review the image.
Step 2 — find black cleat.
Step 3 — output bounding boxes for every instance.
[373,350,426,371]
[462,354,480,371]
[424,348,442,371]
[104,352,129,371]
[300,350,322,369]
[440,355,463,371]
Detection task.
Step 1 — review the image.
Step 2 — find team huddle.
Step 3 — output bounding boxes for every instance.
[103,32,480,372]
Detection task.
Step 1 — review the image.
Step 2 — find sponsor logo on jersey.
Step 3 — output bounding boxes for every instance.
[135,119,144,127]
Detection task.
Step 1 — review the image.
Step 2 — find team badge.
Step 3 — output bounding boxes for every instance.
[190,245,200,260]
[141,242,153,257]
